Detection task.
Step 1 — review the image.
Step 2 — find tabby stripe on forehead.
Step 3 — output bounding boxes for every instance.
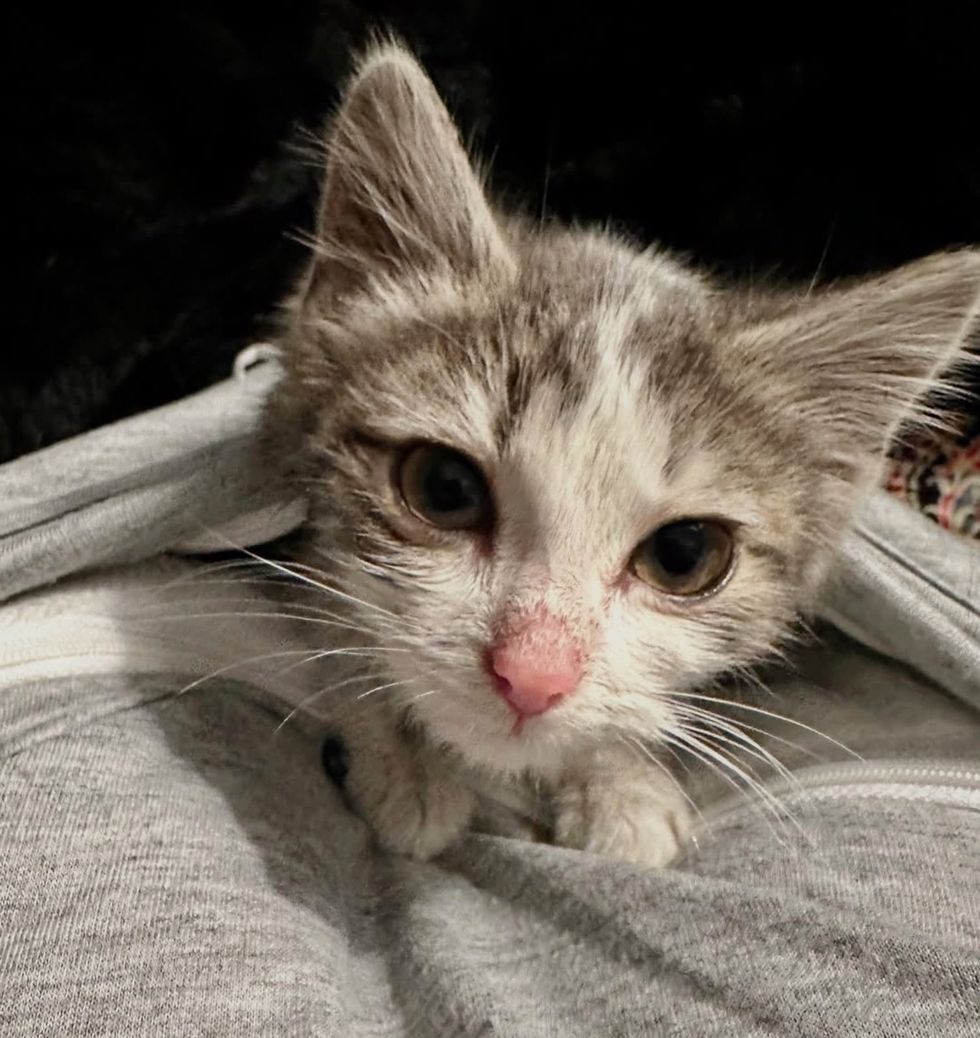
[494,336,592,448]
[494,358,529,449]
[542,333,588,396]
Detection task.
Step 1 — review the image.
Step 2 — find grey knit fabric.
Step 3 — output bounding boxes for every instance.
[2,668,978,1037]
[1,351,979,1036]
[0,347,304,603]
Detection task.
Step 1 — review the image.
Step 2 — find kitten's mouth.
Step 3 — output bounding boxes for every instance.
[508,713,529,737]
[494,678,565,737]
[407,669,581,774]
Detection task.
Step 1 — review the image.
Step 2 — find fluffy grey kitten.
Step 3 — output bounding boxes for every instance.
[264,42,980,865]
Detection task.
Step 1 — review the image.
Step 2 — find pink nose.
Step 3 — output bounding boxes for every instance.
[489,647,583,717]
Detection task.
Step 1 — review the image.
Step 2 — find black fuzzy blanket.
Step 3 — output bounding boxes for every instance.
[4,2,979,461]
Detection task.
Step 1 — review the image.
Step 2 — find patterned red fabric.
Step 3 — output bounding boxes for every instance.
[886,417,980,539]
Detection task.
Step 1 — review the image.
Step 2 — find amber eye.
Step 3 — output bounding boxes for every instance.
[398,444,492,531]
[631,519,735,597]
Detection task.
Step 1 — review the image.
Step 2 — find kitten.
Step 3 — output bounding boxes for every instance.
[264,42,980,865]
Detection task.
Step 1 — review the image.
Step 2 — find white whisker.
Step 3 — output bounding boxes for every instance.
[272,670,388,734]
[176,645,393,696]
[668,705,801,786]
[669,691,860,759]
[668,725,803,840]
[357,677,413,700]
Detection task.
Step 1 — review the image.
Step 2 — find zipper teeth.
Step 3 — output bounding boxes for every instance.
[0,620,129,668]
[0,621,205,683]
[773,760,980,787]
[694,759,980,834]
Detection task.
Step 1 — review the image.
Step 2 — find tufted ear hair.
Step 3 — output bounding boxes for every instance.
[308,42,513,307]
[733,249,980,479]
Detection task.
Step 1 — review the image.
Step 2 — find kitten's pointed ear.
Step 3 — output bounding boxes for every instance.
[735,250,980,474]
[309,43,513,304]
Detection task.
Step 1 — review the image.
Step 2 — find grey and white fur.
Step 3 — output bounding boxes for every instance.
[263,41,980,865]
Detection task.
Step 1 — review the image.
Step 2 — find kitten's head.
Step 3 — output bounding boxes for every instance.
[269,43,980,775]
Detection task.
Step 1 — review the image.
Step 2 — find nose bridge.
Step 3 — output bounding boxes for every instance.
[492,562,589,652]
[507,459,622,588]
[495,600,571,645]
[494,473,603,613]
[486,454,605,719]
[493,401,632,628]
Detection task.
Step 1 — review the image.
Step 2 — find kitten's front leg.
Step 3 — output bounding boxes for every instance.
[553,745,692,867]
[338,702,475,860]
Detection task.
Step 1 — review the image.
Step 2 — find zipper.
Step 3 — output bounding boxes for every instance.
[691,759,980,841]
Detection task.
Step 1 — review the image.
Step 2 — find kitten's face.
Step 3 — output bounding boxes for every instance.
[270,45,980,776]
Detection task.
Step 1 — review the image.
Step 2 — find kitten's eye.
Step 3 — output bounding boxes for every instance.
[398,443,492,531]
[631,519,734,597]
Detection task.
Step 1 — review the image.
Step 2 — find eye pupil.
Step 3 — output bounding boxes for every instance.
[653,522,705,576]
[423,459,478,514]
[399,444,491,530]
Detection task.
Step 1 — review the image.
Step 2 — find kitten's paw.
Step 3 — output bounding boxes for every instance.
[346,744,475,860]
[554,771,692,868]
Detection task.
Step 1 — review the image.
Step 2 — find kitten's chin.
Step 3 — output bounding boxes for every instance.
[406,692,586,778]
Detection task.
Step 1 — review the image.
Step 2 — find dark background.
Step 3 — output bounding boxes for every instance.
[4,2,979,462]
